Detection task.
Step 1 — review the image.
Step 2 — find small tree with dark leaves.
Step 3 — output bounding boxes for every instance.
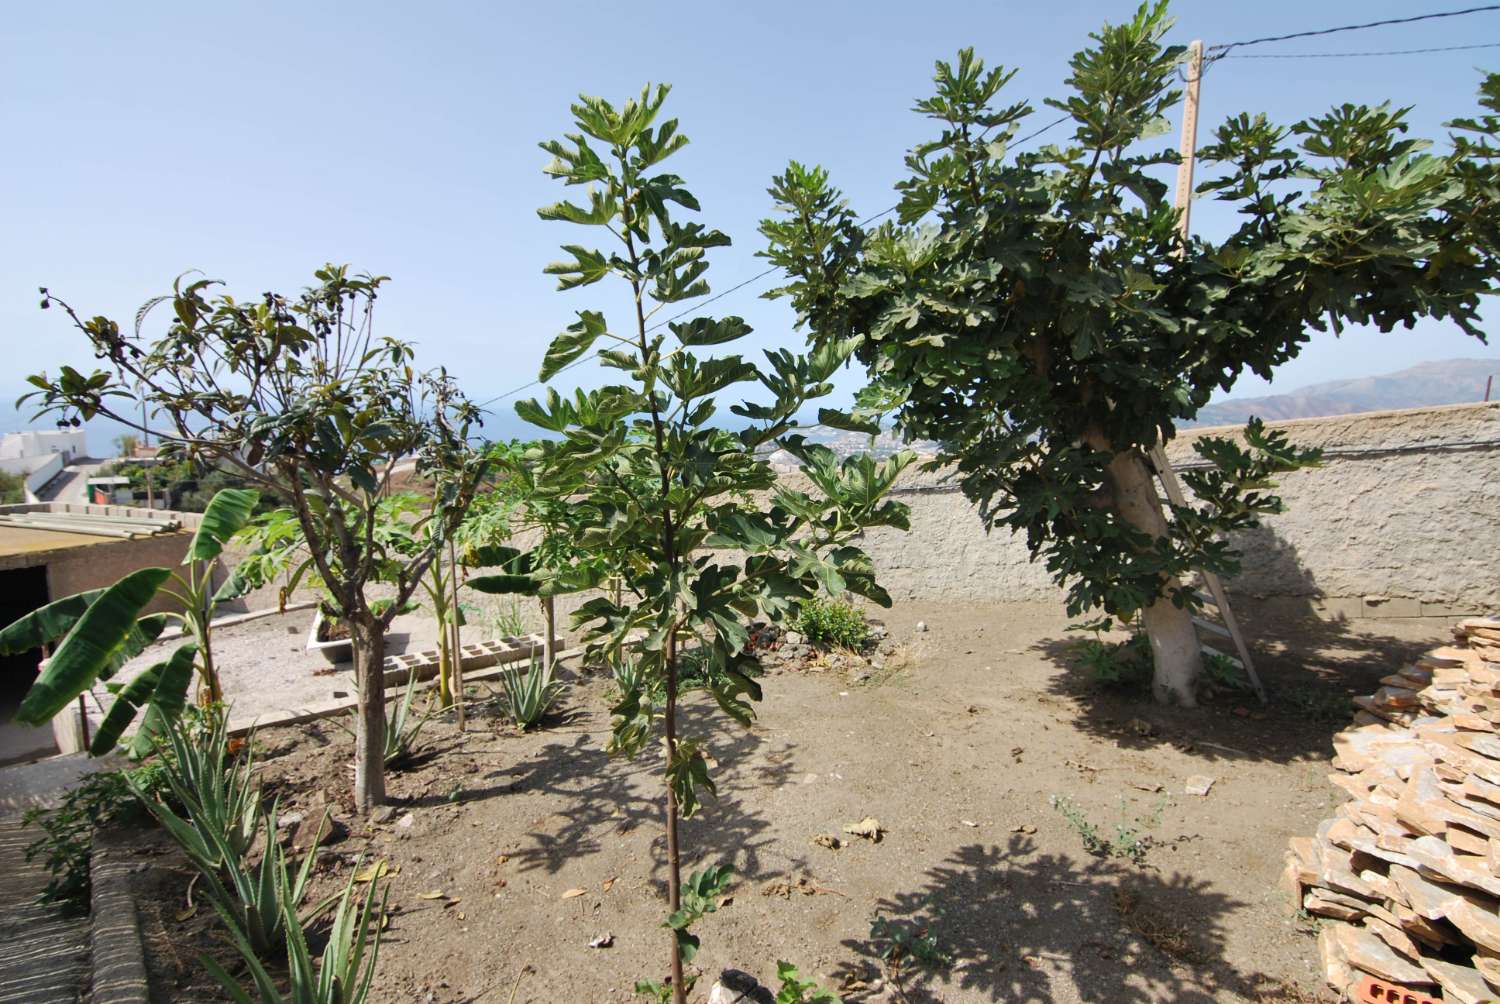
[515,86,913,1003]
[760,3,1496,703]
[24,266,488,811]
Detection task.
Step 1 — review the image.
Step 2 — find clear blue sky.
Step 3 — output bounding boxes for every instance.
[3,1,1498,444]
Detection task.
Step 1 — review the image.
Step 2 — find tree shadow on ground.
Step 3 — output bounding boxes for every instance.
[1032,527,1442,765]
[832,837,1298,1003]
[475,696,800,887]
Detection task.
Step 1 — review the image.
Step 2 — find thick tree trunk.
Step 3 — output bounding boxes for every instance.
[351,615,387,813]
[1104,448,1202,706]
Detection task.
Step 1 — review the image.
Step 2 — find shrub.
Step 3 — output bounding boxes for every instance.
[23,762,170,914]
[793,597,869,649]
[151,710,260,866]
[775,961,841,1003]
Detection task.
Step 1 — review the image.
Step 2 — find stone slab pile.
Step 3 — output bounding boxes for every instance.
[1285,616,1500,1003]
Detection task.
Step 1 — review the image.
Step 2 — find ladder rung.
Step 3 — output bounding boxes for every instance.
[1200,643,1243,668]
[1192,617,1232,639]
[1193,590,1218,608]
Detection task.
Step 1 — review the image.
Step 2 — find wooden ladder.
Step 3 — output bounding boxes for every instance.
[1148,443,1267,704]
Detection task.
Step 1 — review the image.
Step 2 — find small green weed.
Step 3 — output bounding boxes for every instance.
[793,596,869,650]
[1050,794,1165,866]
[23,762,170,915]
[1283,685,1352,724]
[1067,617,1152,691]
[775,961,841,1003]
[1200,651,1256,697]
[491,598,526,639]
[869,897,952,979]
[634,976,695,1003]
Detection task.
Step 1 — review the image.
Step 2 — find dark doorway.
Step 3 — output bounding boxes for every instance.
[0,565,56,764]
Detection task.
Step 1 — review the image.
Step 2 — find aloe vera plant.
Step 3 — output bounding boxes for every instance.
[201,861,386,1004]
[499,656,562,731]
[133,782,325,958]
[335,670,430,767]
[151,711,260,866]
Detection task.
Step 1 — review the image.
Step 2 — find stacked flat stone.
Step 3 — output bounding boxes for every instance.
[1285,617,1500,1004]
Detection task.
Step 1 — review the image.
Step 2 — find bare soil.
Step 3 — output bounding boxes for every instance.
[127,599,1448,1003]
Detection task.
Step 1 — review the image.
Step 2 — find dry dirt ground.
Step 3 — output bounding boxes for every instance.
[128,599,1450,1004]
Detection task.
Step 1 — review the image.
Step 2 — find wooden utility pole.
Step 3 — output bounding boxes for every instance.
[1173,39,1204,245]
[1155,37,1267,704]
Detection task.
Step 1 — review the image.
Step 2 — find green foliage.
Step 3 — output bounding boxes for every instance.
[27,267,493,810]
[1050,794,1164,865]
[200,862,386,1004]
[0,487,259,752]
[524,84,913,999]
[135,780,323,958]
[792,596,870,649]
[22,762,170,915]
[1283,685,1353,724]
[664,864,735,964]
[869,898,952,974]
[335,671,430,767]
[775,961,841,1004]
[760,4,1497,693]
[1200,651,1255,696]
[498,656,562,731]
[633,977,692,1004]
[0,469,23,504]
[149,710,260,866]
[1070,629,1153,691]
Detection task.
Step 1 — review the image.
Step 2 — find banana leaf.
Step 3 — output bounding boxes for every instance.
[187,488,260,563]
[17,567,170,725]
[127,642,197,758]
[0,589,105,654]
[0,591,170,678]
[88,642,196,756]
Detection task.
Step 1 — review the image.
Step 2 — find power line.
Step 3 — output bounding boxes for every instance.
[1217,40,1500,59]
[1206,5,1500,59]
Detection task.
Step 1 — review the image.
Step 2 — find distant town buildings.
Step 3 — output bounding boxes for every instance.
[0,429,86,499]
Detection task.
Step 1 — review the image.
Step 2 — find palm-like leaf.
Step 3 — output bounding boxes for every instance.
[189,488,260,563]
[17,567,170,724]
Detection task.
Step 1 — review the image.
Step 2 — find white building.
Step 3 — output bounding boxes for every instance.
[0,429,87,497]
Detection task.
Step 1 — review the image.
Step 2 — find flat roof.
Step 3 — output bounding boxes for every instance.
[0,524,120,570]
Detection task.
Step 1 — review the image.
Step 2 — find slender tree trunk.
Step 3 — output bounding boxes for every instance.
[1103,448,1202,706]
[351,615,387,813]
[663,629,685,1004]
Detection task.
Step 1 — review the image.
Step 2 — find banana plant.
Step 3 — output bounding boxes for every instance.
[0,487,260,756]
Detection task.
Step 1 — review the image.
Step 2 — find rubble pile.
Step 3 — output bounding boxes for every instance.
[1285,617,1500,1003]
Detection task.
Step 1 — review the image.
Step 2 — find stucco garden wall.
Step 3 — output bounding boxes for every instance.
[860,401,1500,619]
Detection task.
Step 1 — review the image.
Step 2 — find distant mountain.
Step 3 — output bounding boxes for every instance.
[1186,358,1498,428]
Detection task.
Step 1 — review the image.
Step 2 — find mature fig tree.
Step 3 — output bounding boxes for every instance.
[24,267,488,810]
[520,85,912,1001]
[760,2,1496,703]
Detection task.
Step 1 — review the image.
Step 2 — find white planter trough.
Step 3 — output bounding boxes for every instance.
[306,609,354,665]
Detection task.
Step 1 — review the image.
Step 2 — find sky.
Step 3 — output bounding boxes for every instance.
[3,1,1498,447]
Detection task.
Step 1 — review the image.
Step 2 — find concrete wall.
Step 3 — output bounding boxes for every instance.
[855,402,1500,619]
[20,454,64,501]
[44,532,195,614]
[203,402,1498,638]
